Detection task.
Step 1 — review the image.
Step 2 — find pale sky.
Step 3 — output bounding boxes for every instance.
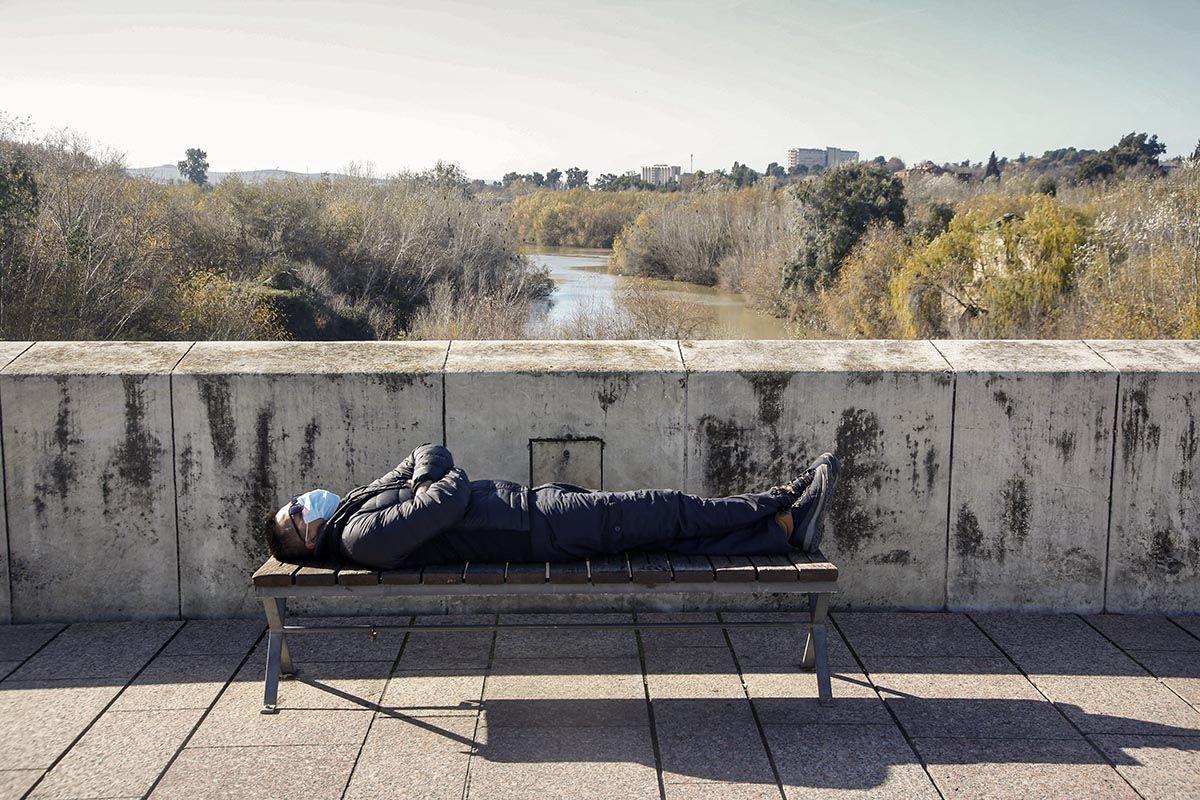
[2,0,1198,179]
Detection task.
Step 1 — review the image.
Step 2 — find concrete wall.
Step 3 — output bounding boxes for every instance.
[0,339,1196,621]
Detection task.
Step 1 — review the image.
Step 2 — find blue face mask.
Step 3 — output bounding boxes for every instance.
[294,489,341,523]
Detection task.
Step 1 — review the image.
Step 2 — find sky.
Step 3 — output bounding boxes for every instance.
[2,0,1198,180]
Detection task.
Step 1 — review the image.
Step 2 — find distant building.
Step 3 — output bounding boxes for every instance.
[786,146,859,171]
[641,164,681,186]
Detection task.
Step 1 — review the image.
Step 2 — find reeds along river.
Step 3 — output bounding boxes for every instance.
[526,248,789,339]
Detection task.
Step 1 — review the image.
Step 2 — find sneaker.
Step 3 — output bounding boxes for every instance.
[790,452,840,552]
[770,466,817,499]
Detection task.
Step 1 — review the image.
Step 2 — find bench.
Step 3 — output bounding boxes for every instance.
[252,549,839,713]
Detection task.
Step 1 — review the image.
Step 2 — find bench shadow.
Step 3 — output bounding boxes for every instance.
[290,671,1200,791]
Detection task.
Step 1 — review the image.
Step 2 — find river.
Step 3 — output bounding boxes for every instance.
[526,248,789,339]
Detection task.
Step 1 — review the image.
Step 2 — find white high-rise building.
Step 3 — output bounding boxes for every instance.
[641,164,681,186]
[786,147,859,171]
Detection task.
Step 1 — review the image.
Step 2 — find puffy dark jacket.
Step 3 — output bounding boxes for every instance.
[323,443,530,569]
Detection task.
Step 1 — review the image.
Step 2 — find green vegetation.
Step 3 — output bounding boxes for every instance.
[177,147,209,186]
[512,189,650,248]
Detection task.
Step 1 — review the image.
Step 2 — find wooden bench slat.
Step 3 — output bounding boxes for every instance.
[589,554,630,584]
[631,552,673,585]
[252,557,299,587]
[380,566,422,585]
[709,555,757,582]
[336,568,379,586]
[788,550,839,582]
[548,560,589,584]
[749,553,800,582]
[294,564,338,587]
[505,562,548,584]
[422,564,466,585]
[464,562,505,585]
[667,554,715,583]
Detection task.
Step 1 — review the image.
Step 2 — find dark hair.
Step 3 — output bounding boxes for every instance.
[261,511,307,563]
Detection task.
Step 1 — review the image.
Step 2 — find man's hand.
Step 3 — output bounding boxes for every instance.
[415,480,434,495]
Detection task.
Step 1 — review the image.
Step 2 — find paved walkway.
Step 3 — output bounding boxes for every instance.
[1,611,1198,799]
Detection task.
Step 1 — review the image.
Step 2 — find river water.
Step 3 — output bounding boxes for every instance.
[526,248,789,338]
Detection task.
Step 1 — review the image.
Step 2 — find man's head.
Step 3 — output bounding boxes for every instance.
[262,488,341,563]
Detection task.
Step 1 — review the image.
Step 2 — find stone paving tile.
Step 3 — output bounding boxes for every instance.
[8,621,181,681]
[30,708,204,799]
[110,652,245,711]
[151,744,360,800]
[1030,673,1200,735]
[730,612,856,669]
[157,618,263,657]
[763,722,940,799]
[236,653,393,709]
[493,613,638,660]
[1129,650,1200,708]
[0,623,63,662]
[1170,616,1200,640]
[1090,734,1200,800]
[637,612,728,649]
[654,702,776,786]
[644,641,740,682]
[646,649,746,700]
[484,657,647,727]
[379,669,485,719]
[400,615,494,669]
[972,612,1140,675]
[913,737,1140,800]
[743,668,888,725]
[344,715,477,800]
[0,769,45,800]
[663,781,781,799]
[870,658,1077,739]
[835,612,999,663]
[468,722,660,800]
[0,681,124,769]
[276,616,407,663]
[1085,614,1200,652]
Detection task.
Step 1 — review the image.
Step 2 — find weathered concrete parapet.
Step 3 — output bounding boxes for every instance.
[0,341,33,624]
[936,340,1117,612]
[172,341,448,616]
[444,340,687,490]
[0,341,189,622]
[681,340,954,609]
[1089,340,1200,613]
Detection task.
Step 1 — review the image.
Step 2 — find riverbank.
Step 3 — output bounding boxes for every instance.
[526,247,790,339]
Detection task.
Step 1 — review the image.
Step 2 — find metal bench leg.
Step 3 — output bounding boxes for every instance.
[260,598,294,714]
[801,592,832,703]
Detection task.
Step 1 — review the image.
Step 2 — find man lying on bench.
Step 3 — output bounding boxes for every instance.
[262,444,839,568]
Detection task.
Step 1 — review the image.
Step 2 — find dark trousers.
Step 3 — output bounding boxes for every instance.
[528,484,794,561]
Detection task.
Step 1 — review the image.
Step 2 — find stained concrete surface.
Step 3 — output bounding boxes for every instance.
[681,340,953,609]
[0,341,33,625]
[171,341,448,616]
[1088,340,1200,613]
[0,342,191,622]
[935,340,1118,611]
[2,611,1196,799]
[445,340,687,489]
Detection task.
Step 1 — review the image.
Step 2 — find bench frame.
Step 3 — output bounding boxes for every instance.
[253,555,838,714]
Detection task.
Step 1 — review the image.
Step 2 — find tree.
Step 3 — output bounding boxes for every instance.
[1192,139,1200,161]
[788,162,906,291]
[884,157,906,173]
[544,168,562,189]
[565,166,589,189]
[765,162,786,179]
[1077,132,1167,182]
[501,171,524,187]
[530,171,545,187]
[984,151,1001,179]
[177,148,209,186]
[728,161,760,187]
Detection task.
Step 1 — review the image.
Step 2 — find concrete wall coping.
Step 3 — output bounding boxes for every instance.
[679,339,953,373]
[1,341,191,375]
[174,340,451,375]
[0,342,33,371]
[444,339,685,373]
[933,339,1116,373]
[1086,339,1200,373]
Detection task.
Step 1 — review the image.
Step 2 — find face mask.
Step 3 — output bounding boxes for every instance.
[294,489,341,523]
